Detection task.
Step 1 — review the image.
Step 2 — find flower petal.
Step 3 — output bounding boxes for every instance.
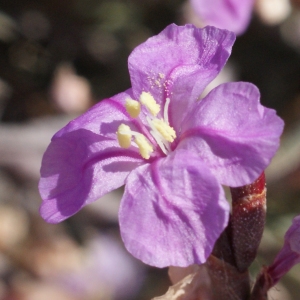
[119,150,230,267]
[190,0,254,35]
[285,216,300,255]
[128,24,235,128]
[267,215,300,285]
[39,90,145,223]
[179,82,284,187]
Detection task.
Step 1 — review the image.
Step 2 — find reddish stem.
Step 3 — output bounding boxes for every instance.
[230,172,267,272]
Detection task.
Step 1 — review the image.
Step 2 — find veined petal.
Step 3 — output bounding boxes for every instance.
[39,90,146,223]
[54,89,141,139]
[128,24,235,128]
[285,216,300,254]
[179,82,284,187]
[190,0,254,35]
[119,149,230,268]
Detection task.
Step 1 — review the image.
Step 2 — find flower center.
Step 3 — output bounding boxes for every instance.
[116,92,176,159]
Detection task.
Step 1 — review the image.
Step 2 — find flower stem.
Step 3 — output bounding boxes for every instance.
[230,172,267,272]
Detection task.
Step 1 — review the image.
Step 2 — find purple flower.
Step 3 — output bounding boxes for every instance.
[267,215,300,285]
[190,0,254,35]
[39,24,283,268]
[58,235,144,300]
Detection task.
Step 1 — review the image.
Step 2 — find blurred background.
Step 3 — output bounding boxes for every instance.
[0,0,300,299]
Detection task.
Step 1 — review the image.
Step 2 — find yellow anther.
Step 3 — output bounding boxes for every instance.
[140,92,160,117]
[125,98,141,118]
[117,124,131,148]
[152,119,176,142]
[135,134,153,159]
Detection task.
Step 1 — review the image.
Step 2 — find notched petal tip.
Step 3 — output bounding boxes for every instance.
[39,202,65,224]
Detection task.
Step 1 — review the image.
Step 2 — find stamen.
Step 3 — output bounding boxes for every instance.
[152,119,176,142]
[140,92,160,117]
[150,129,169,155]
[125,98,141,118]
[134,134,153,159]
[146,116,170,155]
[117,92,176,158]
[117,124,131,148]
[164,97,171,125]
